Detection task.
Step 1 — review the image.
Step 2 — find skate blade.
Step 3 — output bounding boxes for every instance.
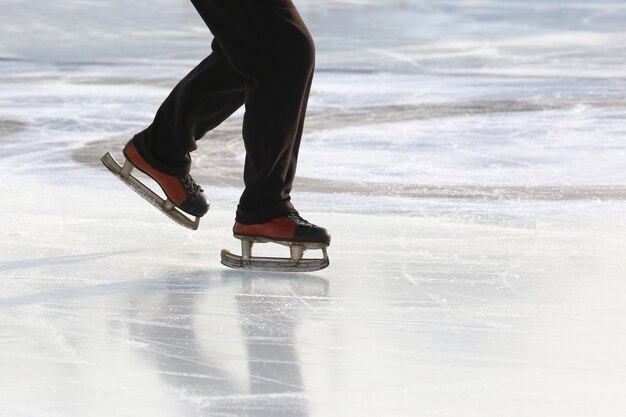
[101,152,200,230]
[220,250,329,273]
[220,238,329,273]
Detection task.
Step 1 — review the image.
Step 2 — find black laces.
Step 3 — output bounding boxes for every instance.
[181,174,202,194]
[286,212,312,226]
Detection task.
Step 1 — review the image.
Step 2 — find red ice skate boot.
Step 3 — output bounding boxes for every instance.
[233,213,331,245]
[122,140,209,218]
[221,213,331,272]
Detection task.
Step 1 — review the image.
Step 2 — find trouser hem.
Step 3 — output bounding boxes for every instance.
[235,201,297,225]
[131,127,191,177]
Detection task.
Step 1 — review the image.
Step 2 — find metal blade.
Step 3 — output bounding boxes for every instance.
[101,152,200,230]
[220,244,329,273]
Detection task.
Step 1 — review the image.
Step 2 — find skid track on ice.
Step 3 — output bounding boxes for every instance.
[221,236,329,273]
[101,152,201,230]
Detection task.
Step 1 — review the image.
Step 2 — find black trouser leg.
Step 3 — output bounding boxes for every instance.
[136,0,315,224]
[192,0,315,224]
[134,40,247,176]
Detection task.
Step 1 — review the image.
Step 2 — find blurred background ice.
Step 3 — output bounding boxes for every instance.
[1,0,625,192]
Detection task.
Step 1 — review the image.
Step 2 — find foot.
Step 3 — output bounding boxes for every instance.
[123,140,209,217]
[233,213,331,245]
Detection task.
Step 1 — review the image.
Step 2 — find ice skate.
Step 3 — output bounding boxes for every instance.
[221,213,331,272]
[100,140,209,230]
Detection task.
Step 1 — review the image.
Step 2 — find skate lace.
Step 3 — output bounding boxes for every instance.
[286,212,312,226]
[181,174,202,195]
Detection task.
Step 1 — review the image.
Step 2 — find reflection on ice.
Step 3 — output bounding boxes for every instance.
[123,273,328,416]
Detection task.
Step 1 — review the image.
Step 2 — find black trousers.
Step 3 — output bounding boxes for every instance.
[133,0,315,224]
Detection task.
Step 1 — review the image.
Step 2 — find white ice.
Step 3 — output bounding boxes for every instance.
[1,1,626,416]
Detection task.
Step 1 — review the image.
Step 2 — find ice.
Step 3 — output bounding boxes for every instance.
[1,0,626,416]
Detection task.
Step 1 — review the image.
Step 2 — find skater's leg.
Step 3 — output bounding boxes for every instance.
[116,41,245,219]
[134,40,247,177]
[190,0,316,224]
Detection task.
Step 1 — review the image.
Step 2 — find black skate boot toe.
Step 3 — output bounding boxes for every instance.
[287,213,331,245]
[294,224,331,245]
[179,191,210,217]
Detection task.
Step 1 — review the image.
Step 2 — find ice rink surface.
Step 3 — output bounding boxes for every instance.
[1,1,626,416]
